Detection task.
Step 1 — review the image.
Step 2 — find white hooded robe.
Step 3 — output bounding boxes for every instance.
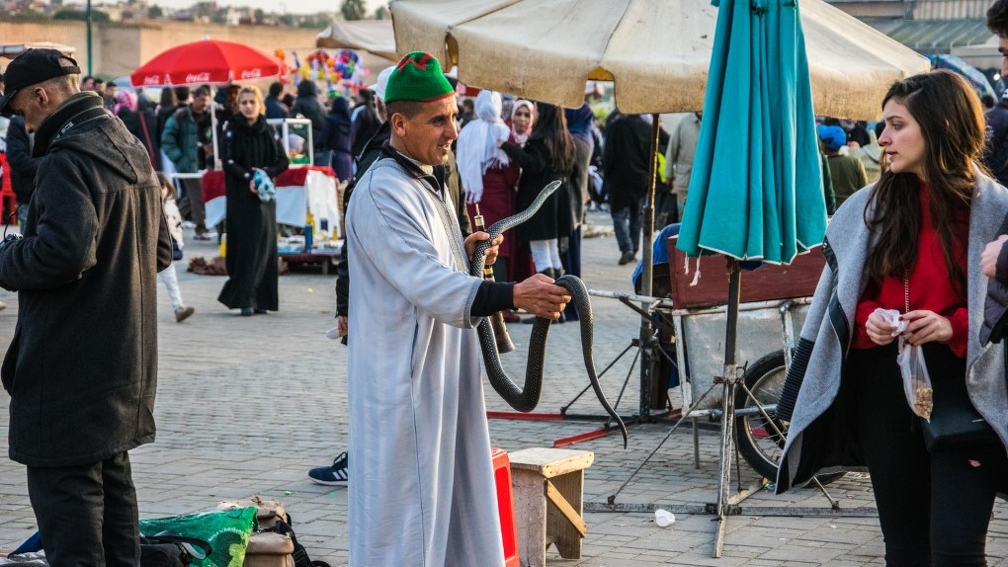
[345,156,505,567]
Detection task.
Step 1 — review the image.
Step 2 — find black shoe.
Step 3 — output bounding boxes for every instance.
[308,451,349,486]
[254,308,268,315]
[618,251,636,265]
[240,307,254,316]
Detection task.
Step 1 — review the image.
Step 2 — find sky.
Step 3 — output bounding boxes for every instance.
[148,0,370,16]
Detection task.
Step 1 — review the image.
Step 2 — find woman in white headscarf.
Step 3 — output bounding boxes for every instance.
[456,90,521,320]
[509,99,535,147]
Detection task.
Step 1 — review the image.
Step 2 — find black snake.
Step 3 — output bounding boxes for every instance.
[472,180,628,448]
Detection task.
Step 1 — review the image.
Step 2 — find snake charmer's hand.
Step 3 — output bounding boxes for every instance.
[981,235,1008,278]
[465,231,502,266]
[901,310,953,347]
[864,309,898,346]
[513,274,571,320]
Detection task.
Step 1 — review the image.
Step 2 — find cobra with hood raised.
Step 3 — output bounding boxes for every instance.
[0,91,173,467]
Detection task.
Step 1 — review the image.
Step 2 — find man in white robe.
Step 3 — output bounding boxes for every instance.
[345,51,572,566]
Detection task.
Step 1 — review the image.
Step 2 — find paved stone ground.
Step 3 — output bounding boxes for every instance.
[0,209,1006,566]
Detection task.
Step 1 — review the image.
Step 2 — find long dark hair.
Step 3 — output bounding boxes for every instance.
[865,70,983,300]
[530,102,576,173]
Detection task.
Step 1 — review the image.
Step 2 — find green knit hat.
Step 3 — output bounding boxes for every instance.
[384,51,455,103]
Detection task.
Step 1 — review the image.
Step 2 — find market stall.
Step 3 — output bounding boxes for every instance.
[201,165,341,235]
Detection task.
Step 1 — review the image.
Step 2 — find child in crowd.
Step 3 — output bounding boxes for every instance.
[158,172,195,322]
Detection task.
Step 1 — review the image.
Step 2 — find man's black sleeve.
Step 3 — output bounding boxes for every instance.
[470,281,515,317]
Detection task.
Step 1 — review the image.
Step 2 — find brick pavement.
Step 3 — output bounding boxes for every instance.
[0,209,1005,566]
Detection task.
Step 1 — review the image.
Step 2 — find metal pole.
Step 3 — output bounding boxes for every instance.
[637,114,660,418]
[86,0,93,75]
[713,257,741,558]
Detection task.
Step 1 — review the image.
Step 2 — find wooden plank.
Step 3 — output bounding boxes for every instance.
[508,448,594,478]
[666,235,825,309]
[511,469,548,567]
[547,470,586,559]
[545,480,586,537]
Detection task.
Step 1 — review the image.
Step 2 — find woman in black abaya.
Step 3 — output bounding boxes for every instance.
[218,85,289,315]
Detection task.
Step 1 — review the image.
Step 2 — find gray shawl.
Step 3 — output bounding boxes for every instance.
[777,173,1008,492]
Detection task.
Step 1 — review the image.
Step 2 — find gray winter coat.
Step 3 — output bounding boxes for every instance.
[776,174,1008,493]
[0,92,173,467]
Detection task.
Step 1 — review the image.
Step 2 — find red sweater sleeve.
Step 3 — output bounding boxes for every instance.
[853,298,881,349]
[946,307,968,358]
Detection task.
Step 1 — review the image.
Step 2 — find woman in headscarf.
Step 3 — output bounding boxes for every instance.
[319,96,354,182]
[509,99,535,147]
[456,90,521,321]
[114,90,159,170]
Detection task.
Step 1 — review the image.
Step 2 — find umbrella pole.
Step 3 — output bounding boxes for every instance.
[637,114,660,419]
[714,257,742,557]
[210,101,220,168]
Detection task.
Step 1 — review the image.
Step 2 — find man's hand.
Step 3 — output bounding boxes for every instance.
[337,315,348,338]
[981,235,1008,278]
[513,274,571,320]
[465,231,502,267]
[901,310,953,347]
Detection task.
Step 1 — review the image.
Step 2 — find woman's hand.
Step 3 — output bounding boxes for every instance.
[465,231,502,267]
[865,310,898,346]
[901,310,953,346]
[249,168,261,195]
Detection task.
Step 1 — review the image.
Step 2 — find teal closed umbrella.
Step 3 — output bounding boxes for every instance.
[677,0,826,264]
[673,0,827,555]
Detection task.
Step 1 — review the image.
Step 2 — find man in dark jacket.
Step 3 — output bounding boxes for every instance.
[265,81,288,120]
[983,92,1008,187]
[162,85,213,239]
[603,112,652,265]
[0,49,172,565]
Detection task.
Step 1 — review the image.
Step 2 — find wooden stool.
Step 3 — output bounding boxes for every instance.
[508,448,594,567]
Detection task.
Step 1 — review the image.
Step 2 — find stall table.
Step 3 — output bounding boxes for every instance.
[201,166,341,234]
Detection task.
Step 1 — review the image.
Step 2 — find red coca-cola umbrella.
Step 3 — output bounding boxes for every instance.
[130,38,282,87]
[130,38,285,168]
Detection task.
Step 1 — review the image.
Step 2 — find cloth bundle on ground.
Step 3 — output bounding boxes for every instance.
[216,496,331,567]
[188,256,289,276]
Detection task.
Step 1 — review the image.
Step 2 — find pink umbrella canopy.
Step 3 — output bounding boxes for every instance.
[130,38,282,87]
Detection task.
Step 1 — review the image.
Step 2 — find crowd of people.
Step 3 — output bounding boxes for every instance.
[4,1,1008,562]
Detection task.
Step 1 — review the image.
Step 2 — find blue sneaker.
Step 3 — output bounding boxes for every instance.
[309,451,348,486]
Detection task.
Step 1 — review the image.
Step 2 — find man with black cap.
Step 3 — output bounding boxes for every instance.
[0,48,171,565]
[345,51,571,565]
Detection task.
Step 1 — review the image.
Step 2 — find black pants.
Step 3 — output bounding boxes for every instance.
[26,451,140,567]
[848,343,1007,566]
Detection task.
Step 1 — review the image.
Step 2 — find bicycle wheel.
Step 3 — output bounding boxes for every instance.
[734,350,788,480]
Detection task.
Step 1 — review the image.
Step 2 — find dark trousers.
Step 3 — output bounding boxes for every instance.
[178,176,207,232]
[849,343,1007,566]
[611,199,642,255]
[27,451,140,567]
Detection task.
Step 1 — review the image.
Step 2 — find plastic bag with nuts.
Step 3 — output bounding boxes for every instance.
[876,308,933,420]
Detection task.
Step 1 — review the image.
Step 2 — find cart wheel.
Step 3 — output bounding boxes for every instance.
[734,350,789,480]
[734,350,843,487]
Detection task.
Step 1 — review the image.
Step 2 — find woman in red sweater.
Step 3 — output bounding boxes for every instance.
[777,70,1008,566]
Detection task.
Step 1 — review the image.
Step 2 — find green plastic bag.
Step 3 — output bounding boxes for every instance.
[140,507,257,567]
